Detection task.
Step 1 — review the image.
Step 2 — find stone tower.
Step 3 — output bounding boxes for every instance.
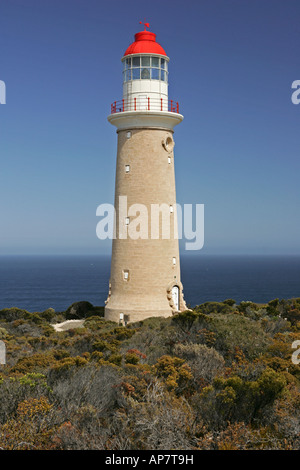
[105,24,187,324]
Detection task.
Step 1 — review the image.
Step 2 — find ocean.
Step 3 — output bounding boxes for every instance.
[0,255,299,312]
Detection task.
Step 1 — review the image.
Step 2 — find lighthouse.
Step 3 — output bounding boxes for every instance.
[105,23,187,324]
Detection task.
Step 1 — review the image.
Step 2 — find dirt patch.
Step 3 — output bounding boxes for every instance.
[52,319,85,332]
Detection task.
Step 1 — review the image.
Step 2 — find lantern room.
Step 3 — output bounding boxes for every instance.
[110,25,180,114]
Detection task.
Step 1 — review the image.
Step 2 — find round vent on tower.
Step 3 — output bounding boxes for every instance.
[162,135,174,153]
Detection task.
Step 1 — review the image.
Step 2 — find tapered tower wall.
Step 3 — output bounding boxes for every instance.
[105,125,187,323]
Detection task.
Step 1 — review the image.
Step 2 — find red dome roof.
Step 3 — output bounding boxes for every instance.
[124,31,167,57]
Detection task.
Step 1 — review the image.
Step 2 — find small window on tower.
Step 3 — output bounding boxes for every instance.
[168,156,171,164]
[125,165,130,173]
[172,257,176,266]
[126,131,131,139]
[170,205,174,213]
[123,270,129,281]
[125,217,130,225]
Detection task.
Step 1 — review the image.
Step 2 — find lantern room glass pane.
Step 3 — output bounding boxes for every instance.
[141,56,150,66]
[161,58,166,69]
[151,57,159,67]
[161,70,166,81]
[141,68,150,79]
[132,56,140,67]
[132,68,140,80]
[126,57,131,68]
[126,69,131,81]
[151,68,160,80]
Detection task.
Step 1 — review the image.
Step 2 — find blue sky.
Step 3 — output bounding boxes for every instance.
[0,0,299,255]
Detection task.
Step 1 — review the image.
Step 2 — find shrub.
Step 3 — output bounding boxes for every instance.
[39,308,56,322]
[0,373,51,424]
[113,381,197,450]
[122,317,175,364]
[0,396,56,450]
[172,310,199,330]
[195,302,235,315]
[198,368,287,426]
[108,354,122,366]
[65,302,104,320]
[10,352,57,374]
[48,364,122,414]
[223,299,236,307]
[154,355,193,395]
[83,316,115,331]
[208,313,271,360]
[0,327,8,339]
[113,327,136,341]
[173,343,225,384]
[237,301,258,314]
[125,353,139,365]
[0,308,32,322]
[51,356,88,373]
[92,340,117,354]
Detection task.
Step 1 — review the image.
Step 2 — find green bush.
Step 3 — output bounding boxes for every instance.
[39,308,56,322]
[113,327,136,341]
[207,313,271,360]
[125,353,140,365]
[92,340,117,353]
[199,367,287,426]
[0,308,32,322]
[10,352,57,374]
[195,301,235,315]
[108,354,122,366]
[65,302,104,320]
[51,356,88,372]
[237,301,258,314]
[0,327,8,339]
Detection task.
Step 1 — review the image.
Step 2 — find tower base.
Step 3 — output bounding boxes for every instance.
[105,307,175,324]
